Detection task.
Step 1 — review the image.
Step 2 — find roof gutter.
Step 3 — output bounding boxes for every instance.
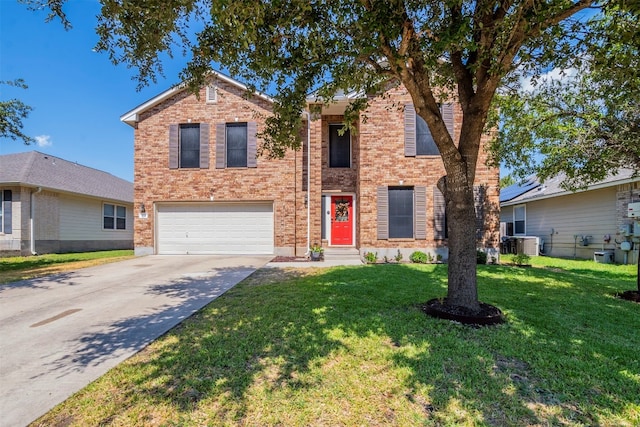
[304,111,311,256]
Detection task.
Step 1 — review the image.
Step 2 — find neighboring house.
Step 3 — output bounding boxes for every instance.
[0,151,134,256]
[121,71,499,259]
[500,170,640,264]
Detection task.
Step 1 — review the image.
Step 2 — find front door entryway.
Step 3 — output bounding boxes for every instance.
[330,195,353,245]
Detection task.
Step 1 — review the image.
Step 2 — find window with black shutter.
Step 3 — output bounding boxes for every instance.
[388,187,414,238]
[226,123,248,168]
[179,124,201,168]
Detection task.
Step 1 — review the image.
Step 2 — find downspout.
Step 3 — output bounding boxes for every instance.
[304,111,311,256]
[30,187,42,255]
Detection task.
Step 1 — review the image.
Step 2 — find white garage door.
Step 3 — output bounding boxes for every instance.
[156,203,274,254]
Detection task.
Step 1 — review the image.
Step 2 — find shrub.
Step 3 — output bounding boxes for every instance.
[363,251,378,264]
[476,250,487,264]
[394,250,403,263]
[513,253,531,266]
[410,251,428,264]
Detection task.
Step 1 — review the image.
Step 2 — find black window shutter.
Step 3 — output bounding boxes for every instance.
[377,186,389,240]
[441,103,455,138]
[404,104,416,157]
[169,124,179,169]
[433,187,446,240]
[415,186,427,240]
[3,190,12,234]
[199,123,210,169]
[247,121,257,168]
[215,123,226,169]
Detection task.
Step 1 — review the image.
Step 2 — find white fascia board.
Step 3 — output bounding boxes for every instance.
[120,71,274,127]
[120,85,183,127]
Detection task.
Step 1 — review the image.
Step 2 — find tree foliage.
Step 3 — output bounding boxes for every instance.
[27,0,599,312]
[494,4,639,190]
[0,79,34,144]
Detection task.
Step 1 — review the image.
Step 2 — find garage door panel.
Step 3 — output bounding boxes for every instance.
[157,203,274,254]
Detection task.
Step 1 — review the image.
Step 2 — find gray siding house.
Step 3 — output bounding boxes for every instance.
[0,151,134,256]
[500,170,640,264]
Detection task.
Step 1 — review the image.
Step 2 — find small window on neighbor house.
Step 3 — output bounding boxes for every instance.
[180,124,201,168]
[104,203,126,230]
[1,190,11,234]
[388,187,414,238]
[514,205,526,235]
[329,124,351,168]
[226,123,248,168]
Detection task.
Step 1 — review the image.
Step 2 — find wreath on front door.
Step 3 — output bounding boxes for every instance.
[335,201,349,220]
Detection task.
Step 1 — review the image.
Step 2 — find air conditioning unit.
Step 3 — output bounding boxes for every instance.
[514,236,539,256]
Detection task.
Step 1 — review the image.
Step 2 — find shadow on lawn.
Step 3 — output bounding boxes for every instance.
[35,265,259,378]
[45,263,639,425]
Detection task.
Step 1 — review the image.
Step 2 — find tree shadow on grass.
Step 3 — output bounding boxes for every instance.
[33,265,259,378]
[38,263,640,426]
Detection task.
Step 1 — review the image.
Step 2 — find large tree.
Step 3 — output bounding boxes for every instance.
[494,4,639,190]
[32,0,598,313]
[0,79,34,144]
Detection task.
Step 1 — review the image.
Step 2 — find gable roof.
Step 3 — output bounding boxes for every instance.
[120,70,274,127]
[500,169,638,207]
[0,151,133,203]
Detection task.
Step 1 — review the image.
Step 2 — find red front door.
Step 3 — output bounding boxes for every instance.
[331,195,353,245]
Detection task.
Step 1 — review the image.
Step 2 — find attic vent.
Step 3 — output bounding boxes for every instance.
[206,84,217,103]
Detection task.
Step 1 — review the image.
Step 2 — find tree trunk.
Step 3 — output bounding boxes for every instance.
[441,175,481,312]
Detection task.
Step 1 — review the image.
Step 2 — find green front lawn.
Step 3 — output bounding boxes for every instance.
[34,257,639,426]
[0,250,134,284]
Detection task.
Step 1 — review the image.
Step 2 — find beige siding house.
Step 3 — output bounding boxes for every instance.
[0,151,134,256]
[500,170,640,264]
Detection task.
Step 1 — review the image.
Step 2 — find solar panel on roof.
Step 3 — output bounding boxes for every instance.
[499,177,540,202]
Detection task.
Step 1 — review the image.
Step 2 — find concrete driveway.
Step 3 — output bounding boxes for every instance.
[0,255,271,427]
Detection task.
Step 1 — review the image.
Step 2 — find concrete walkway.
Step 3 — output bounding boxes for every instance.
[0,255,270,427]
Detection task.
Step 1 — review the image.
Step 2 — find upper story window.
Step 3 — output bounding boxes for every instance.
[215,122,258,169]
[329,124,351,168]
[104,204,127,230]
[416,114,439,155]
[226,123,248,168]
[169,123,210,169]
[180,124,201,168]
[405,103,454,157]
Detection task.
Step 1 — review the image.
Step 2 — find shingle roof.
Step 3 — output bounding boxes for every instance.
[500,169,638,207]
[0,151,133,203]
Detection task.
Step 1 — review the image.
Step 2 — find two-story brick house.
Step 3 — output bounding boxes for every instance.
[121,71,499,259]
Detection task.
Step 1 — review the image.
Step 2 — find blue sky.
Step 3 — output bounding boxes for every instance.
[0,1,188,181]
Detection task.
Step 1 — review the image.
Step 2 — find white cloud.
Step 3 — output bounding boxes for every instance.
[34,135,52,147]
[521,67,579,93]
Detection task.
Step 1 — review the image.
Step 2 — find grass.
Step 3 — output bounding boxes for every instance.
[0,250,134,284]
[33,256,639,426]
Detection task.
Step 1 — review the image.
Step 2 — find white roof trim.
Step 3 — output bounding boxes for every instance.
[120,71,274,127]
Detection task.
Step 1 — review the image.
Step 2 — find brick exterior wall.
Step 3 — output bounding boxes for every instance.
[133,78,500,258]
[133,79,304,255]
